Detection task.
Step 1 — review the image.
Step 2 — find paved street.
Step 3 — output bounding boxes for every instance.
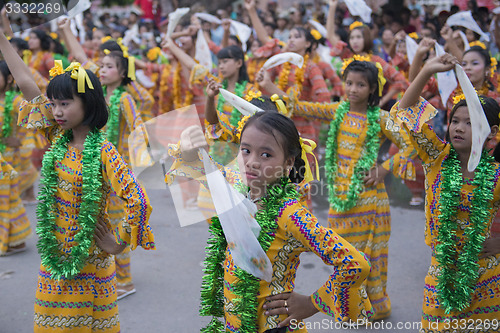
[1,172,430,332]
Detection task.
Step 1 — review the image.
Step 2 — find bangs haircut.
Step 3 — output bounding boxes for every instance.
[104,51,132,86]
[31,29,52,51]
[343,60,380,107]
[241,111,305,184]
[99,40,121,52]
[349,25,373,54]
[47,70,109,130]
[217,45,249,83]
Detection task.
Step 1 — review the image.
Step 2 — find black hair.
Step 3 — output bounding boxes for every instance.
[50,37,66,55]
[99,40,122,53]
[228,35,242,47]
[46,70,108,130]
[30,30,52,51]
[290,27,315,54]
[248,95,279,112]
[103,50,132,86]
[463,45,491,67]
[349,25,374,54]
[463,45,493,90]
[0,61,12,91]
[343,61,380,107]
[217,45,249,83]
[446,97,500,162]
[9,38,29,51]
[240,111,306,184]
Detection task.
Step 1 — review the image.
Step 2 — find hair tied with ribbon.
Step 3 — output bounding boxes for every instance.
[299,137,320,184]
[375,62,386,97]
[349,21,364,31]
[116,38,136,81]
[270,94,288,116]
[49,60,94,93]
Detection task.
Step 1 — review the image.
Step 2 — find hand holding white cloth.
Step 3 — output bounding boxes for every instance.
[200,149,273,282]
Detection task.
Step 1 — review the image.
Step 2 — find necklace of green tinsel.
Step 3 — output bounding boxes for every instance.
[436,146,495,313]
[36,129,105,280]
[0,90,16,153]
[325,101,380,212]
[103,85,125,147]
[212,79,247,165]
[200,177,298,332]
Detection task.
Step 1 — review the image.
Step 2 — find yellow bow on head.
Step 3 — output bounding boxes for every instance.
[349,21,364,31]
[117,38,136,81]
[375,62,386,97]
[310,29,322,41]
[299,137,320,184]
[50,61,94,93]
[49,60,65,77]
[270,94,288,115]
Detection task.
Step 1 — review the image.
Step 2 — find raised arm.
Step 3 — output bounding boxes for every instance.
[0,29,40,100]
[326,0,340,46]
[441,25,463,62]
[162,36,197,71]
[244,0,269,46]
[1,8,14,38]
[205,78,221,125]
[408,38,435,82]
[400,53,457,109]
[58,17,89,64]
[221,19,231,49]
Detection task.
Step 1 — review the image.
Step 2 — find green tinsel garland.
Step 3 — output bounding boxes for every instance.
[0,90,16,153]
[200,177,299,332]
[36,129,105,280]
[104,86,125,147]
[325,101,381,212]
[211,79,247,165]
[436,147,495,313]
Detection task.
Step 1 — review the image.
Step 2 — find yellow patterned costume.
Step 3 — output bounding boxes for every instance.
[391,97,500,332]
[288,97,417,320]
[0,152,31,254]
[0,94,39,192]
[19,95,155,332]
[105,90,146,289]
[165,145,374,332]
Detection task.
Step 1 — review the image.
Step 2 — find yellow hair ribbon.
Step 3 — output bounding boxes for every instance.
[349,21,364,31]
[49,32,58,40]
[299,137,319,184]
[128,56,136,81]
[270,94,287,115]
[375,62,386,97]
[22,50,32,65]
[469,40,486,49]
[116,39,135,80]
[49,60,65,77]
[310,29,322,40]
[65,62,94,93]
[101,36,113,44]
[103,49,111,55]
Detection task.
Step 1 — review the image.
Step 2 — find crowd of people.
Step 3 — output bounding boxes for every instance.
[1,0,500,332]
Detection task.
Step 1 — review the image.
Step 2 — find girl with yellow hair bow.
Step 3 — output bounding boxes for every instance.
[258,59,417,322]
[165,110,372,332]
[326,0,409,109]
[0,26,155,332]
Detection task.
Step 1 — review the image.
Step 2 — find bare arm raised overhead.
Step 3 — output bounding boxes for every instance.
[0,29,40,100]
